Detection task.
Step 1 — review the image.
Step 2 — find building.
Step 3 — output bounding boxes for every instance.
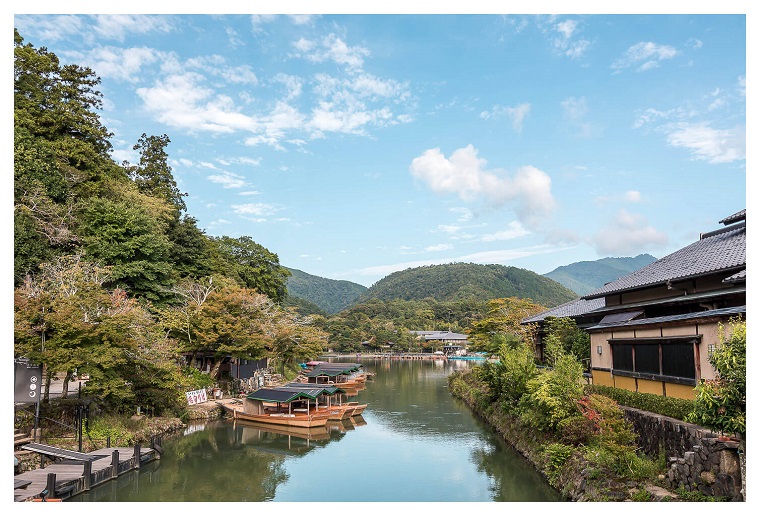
[410,330,470,353]
[522,209,746,400]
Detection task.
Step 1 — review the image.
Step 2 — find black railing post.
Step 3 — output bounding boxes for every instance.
[111,450,119,479]
[107,435,111,448]
[83,460,92,490]
[45,472,56,498]
[134,442,141,469]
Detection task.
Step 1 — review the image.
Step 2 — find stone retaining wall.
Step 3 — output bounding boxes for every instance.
[621,406,744,500]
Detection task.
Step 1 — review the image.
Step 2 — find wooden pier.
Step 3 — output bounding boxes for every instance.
[13,441,161,502]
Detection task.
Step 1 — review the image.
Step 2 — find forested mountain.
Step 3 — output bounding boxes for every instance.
[358,263,577,308]
[543,254,657,295]
[284,267,367,314]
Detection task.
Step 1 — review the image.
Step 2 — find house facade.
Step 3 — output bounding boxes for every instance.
[522,209,746,400]
[584,210,745,399]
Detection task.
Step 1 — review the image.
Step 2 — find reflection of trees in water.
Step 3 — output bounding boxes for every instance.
[468,421,564,502]
[360,359,480,438]
[73,421,289,501]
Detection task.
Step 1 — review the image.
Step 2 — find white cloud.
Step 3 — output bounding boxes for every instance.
[561,96,594,137]
[479,221,530,242]
[611,42,678,73]
[64,46,162,83]
[231,203,280,219]
[665,122,745,164]
[92,14,174,42]
[624,190,642,203]
[207,171,247,188]
[425,244,453,252]
[409,145,556,228]
[136,73,260,133]
[479,103,531,132]
[593,210,668,255]
[449,207,473,222]
[294,33,370,71]
[352,244,566,279]
[551,18,591,59]
[15,14,84,41]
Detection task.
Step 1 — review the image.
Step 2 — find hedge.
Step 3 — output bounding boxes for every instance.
[585,385,695,421]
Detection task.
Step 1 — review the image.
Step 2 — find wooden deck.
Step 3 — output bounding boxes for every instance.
[13,444,160,502]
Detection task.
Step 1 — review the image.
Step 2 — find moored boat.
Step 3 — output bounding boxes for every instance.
[225,387,332,428]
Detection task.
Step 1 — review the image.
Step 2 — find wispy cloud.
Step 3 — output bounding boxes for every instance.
[410,145,556,228]
[207,171,247,188]
[611,42,678,73]
[351,244,568,279]
[592,210,668,255]
[479,103,531,132]
[665,122,745,164]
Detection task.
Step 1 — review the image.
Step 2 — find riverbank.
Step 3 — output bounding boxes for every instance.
[447,370,681,502]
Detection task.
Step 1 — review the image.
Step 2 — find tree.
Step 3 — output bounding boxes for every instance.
[78,194,175,303]
[125,133,187,213]
[468,297,546,353]
[687,317,746,437]
[543,316,590,364]
[210,235,291,302]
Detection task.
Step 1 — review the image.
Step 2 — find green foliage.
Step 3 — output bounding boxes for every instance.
[585,384,694,421]
[359,262,577,307]
[495,341,538,410]
[519,352,585,432]
[543,316,590,363]
[686,318,746,437]
[468,297,545,352]
[210,235,290,303]
[542,443,575,483]
[84,415,142,447]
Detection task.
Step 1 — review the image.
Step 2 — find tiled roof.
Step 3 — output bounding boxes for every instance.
[723,269,746,284]
[585,305,745,331]
[583,222,745,299]
[720,209,746,225]
[521,297,605,323]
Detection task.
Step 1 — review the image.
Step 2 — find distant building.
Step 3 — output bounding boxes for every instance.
[411,330,470,354]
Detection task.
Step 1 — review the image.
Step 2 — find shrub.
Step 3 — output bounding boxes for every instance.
[686,318,746,437]
[557,414,597,446]
[585,384,694,420]
[543,443,575,483]
[519,353,585,432]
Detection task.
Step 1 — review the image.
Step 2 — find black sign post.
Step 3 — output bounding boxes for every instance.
[15,360,43,441]
[14,361,42,403]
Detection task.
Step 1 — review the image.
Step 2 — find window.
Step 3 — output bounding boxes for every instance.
[610,337,698,381]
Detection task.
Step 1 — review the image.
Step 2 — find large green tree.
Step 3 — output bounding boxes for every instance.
[210,235,291,303]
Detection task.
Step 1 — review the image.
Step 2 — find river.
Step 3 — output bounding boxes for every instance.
[69,358,563,502]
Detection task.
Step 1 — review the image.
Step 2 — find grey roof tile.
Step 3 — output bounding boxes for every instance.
[585,305,745,331]
[583,223,745,299]
[522,297,605,323]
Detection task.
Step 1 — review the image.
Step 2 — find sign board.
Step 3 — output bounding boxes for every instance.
[185,389,208,405]
[15,362,42,403]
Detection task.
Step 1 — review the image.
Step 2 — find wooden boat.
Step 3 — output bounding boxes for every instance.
[281,383,361,420]
[296,362,369,389]
[225,387,332,428]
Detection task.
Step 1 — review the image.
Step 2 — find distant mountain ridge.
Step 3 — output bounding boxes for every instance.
[285,267,367,314]
[543,254,657,295]
[286,255,658,314]
[358,262,577,308]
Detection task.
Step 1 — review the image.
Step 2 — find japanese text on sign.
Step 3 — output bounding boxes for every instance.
[185,389,208,405]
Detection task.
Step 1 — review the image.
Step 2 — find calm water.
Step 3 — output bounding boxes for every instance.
[69,358,563,502]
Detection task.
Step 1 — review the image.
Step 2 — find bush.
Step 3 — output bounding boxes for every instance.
[543,443,575,483]
[557,414,597,446]
[519,353,585,432]
[580,394,636,450]
[586,384,694,420]
[686,318,746,437]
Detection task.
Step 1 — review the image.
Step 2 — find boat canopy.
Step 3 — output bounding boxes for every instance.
[246,387,321,403]
[282,383,344,395]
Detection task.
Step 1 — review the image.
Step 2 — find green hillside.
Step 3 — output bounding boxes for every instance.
[544,254,657,295]
[359,262,577,307]
[285,267,368,314]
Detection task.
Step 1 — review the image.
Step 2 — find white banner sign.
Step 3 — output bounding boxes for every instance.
[185,389,208,405]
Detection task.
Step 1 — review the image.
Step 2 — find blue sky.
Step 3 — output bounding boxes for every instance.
[11,3,750,288]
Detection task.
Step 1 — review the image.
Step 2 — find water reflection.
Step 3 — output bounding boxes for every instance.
[70,359,562,502]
